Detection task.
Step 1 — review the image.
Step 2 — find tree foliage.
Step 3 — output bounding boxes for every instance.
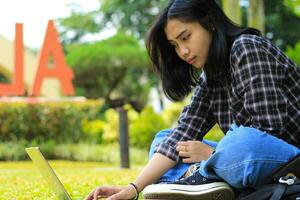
[284,0,300,66]
[58,0,169,43]
[100,0,169,39]
[286,42,300,65]
[58,0,300,49]
[284,0,300,17]
[58,11,103,45]
[66,33,154,110]
[265,0,300,50]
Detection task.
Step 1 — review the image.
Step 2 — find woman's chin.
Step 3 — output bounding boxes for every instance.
[193,64,203,69]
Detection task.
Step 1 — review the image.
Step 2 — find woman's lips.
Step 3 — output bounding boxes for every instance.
[187,57,196,65]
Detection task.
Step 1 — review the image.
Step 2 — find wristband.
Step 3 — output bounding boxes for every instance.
[128,182,139,200]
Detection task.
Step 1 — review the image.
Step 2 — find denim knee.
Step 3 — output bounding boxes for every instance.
[215,126,263,157]
[199,124,300,189]
[216,125,299,161]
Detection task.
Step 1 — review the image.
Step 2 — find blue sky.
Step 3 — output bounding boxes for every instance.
[0,0,101,48]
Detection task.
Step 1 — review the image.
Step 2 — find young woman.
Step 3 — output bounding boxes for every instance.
[85,0,300,199]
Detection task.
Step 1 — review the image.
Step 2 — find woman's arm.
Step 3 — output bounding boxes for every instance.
[155,77,216,163]
[85,153,176,200]
[133,153,176,191]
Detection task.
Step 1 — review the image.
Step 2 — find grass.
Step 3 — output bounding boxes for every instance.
[0,161,142,200]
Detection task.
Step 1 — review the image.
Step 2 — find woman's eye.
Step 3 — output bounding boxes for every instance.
[171,44,178,49]
[182,34,190,41]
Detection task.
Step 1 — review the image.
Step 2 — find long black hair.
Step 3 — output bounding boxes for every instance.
[146,0,261,101]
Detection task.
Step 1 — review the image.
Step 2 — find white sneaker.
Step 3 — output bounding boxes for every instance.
[143,182,235,200]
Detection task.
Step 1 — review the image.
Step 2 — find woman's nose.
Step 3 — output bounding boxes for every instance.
[179,46,189,58]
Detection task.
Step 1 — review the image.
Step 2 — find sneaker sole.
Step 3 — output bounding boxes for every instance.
[143,182,235,200]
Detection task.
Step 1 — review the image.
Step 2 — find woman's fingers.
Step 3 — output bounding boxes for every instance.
[176,141,190,151]
[93,188,105,200]
[177,141,189,146]
[84,188,98,200]
[176,145,191,158]
[182,157,195,163]
[176,146,190,157]
[85,187,100,200]
[178,150,190,157]
[177,141,203,152]
[85,186,122,200]
[176,145,187,152]
[177,140,211,162]
[84,192,93,200]
[177,141,198,153]
[176,142,194,158]
[107,185,135,200]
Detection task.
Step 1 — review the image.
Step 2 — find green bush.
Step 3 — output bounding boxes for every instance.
[161,102,186,127]
[82,120,104,144]
[87,105,168,150]
[0,140,28,160]
[130,106,168,149]
[52,143,148,164]
[88,102,224,150]
[101,108,121,143]
[0,141,148,164]
[0,97,224,161]
[0,100,102,143]
[89,105,170,149]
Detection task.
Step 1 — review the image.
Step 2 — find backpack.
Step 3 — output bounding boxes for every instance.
[236,154,300,200]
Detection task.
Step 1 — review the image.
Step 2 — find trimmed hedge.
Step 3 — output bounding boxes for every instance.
[0,99,224,154]
[0,100,102,143]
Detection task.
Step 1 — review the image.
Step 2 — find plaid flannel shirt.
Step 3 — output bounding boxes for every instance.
[155,34,300,162]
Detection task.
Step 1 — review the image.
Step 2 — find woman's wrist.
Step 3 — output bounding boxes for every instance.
[128,183,139,200]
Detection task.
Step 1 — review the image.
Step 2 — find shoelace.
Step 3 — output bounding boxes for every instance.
[181,164,201,180]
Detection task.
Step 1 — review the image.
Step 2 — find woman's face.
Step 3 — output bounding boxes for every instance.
[164,19,212,69]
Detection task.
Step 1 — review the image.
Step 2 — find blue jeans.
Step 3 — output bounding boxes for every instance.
[149,124,300,189]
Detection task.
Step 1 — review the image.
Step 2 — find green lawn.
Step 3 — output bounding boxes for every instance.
[0,161,142,200]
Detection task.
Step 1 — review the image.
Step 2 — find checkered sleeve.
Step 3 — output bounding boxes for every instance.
[154,74,216,162]
[230,39,287,135]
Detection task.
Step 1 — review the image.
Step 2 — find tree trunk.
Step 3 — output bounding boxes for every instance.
[248,0,265,35]
[222,0,242,25]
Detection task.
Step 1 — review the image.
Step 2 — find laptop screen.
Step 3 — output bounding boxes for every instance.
[26,147,72,200]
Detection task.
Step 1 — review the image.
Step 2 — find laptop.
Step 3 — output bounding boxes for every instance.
[25,147,72,200]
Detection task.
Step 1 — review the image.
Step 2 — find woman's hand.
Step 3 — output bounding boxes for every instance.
[84,185,136,200]
[176,141,214,163]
